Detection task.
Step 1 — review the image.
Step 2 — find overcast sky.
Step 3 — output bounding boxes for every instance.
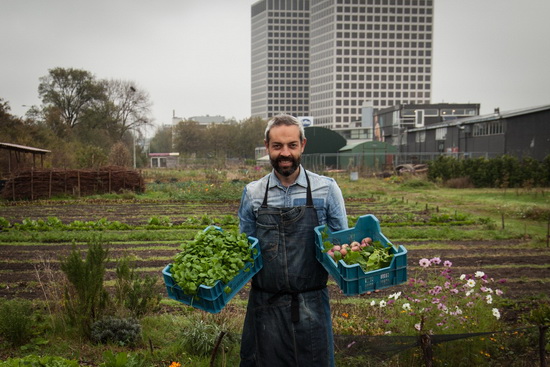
[2,0,549,133]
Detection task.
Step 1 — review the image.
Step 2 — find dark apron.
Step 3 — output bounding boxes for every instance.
[240,172,335,367]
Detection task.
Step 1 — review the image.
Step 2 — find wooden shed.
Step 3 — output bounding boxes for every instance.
[0,142,50,178]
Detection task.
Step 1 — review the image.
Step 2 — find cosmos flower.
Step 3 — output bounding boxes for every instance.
[419,258,431,268]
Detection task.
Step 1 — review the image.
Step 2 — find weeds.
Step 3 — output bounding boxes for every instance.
[0,298,36,347]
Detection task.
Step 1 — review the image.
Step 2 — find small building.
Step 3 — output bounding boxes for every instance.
[149,152,180,168]
[338,141,398,170]
[302,126,347,169]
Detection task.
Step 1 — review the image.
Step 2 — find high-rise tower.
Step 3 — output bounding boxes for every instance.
[251,0,311,119]
[251,0,434,129]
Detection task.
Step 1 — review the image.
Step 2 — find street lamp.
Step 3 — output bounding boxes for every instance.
[129,87,136,169]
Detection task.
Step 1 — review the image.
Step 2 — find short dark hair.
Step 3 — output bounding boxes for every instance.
[264,114,305,143]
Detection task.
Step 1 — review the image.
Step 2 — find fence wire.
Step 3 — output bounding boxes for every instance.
[332,326,540,360]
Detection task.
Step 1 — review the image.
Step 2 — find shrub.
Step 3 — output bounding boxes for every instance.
[0,298,35,347]
[427,155,550,188]
[90,317,141,346]
[179,317,237,357]
[114,256,161,318]
[59,238,110,337]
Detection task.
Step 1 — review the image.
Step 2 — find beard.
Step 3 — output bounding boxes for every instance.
[270,155,301,177]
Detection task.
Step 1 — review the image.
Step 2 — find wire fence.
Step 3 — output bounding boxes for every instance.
[301,151,502,174]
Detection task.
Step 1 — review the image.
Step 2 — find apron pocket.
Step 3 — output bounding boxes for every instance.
[256,222,279,262]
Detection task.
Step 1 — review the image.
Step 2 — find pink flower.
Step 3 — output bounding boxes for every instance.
[443,260,452,267]
[430,257,442,265]
[419,258,431,268]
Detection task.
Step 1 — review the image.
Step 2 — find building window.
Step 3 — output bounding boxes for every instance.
[415,131,426,143]
[436,127,447,140]
[472,121,504,136]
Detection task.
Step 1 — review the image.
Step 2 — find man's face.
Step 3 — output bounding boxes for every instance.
[265,124,306,177]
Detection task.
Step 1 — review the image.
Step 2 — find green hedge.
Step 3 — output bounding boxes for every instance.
[427,154,550,187]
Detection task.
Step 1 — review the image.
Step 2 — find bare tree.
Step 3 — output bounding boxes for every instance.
[102,79,153,140]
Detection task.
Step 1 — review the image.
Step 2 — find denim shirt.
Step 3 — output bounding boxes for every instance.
[238,166,348,238]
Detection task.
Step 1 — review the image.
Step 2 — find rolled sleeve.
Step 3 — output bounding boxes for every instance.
[326,180,348,232]
[238,186,257,238]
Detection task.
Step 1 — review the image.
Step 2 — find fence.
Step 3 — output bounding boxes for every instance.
[1,166,144,200]
[301,151,501,174]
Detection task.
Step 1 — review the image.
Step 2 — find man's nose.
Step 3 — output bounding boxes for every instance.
[280,145,291,156]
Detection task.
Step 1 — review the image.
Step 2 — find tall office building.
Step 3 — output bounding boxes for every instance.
[251,0,434,129]
[251,0,311,119]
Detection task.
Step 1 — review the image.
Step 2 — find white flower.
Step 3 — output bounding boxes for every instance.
[384,331,392,335]
[460,274,466,280]
[466,279,476,288]
[414,323,421,331]
[496,289,504,296]
[492,308,501,319]
[389,291,402,300]
[455,306,463,315]
[402,303,412,311]
[370,300,376,306]
[486,295,493,304]
[475,271,485,278]
[419,258,431,268]
[379,300,387,308]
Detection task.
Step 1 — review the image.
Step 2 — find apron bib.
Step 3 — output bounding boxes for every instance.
[240,172,335,367]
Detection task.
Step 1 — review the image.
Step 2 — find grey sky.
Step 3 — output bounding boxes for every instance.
[1,0,549,133]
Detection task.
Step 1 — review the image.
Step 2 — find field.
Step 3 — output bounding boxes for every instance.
[0,170,549,365]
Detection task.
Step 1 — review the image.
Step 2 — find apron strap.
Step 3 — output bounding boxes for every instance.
[261,177,270,208]
[304,170,313,208]
[261,170,314,208]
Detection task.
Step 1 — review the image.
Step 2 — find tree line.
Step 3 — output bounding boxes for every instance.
[0,67,267,172]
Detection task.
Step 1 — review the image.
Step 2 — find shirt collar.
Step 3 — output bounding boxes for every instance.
[269,165,307,189]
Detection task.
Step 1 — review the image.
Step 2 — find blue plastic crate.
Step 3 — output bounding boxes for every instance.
[314,214,407,296]
[162,228,262,313]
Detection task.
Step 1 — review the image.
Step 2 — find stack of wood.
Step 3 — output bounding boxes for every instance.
[1,166,145,200]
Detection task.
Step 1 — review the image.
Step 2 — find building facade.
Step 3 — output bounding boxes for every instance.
[251,0,434,129]
[401,104,550,161]
[251,0,311,118]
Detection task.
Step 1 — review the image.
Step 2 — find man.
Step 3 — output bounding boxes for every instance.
[238,114,348,366]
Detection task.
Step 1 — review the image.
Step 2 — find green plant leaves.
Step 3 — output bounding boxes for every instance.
[171,227,253,296]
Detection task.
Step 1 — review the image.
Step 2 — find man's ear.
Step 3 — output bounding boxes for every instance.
[301,138,307,152]
[264,139,269,149]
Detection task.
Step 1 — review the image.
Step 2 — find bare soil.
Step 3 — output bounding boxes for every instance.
[1,200,549,307]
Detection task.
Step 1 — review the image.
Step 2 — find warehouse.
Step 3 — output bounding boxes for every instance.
[402,104,550,161]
